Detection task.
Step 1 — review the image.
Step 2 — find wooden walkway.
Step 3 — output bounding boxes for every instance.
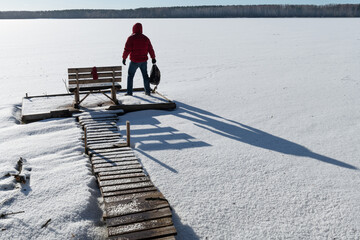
[77,111,177,240]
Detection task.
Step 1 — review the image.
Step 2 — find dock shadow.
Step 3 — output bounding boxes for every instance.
[170,102,357,170]
[171,208,200,240]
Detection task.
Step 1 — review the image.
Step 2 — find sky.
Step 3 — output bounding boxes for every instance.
[1,0,360,11]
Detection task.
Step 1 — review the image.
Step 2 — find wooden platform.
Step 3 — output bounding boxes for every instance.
[21,89,176,123]
[77,112,177,239]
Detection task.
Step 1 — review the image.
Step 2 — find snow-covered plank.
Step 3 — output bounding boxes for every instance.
[94,163,142,174]
[93,160,139,169]
[104,195,169,218]
[99,172,146,182]
[103,191,161,204]
[101,181,154,194]
[102,186,158,198]
[108,217,173,237]
[97,169,144,177]
[91,156,138,165]
[99,176,150,187]
[108,225,176,239]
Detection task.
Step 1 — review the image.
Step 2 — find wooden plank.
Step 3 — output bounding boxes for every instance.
[104,194,169,218]
[84,125,118,130]
[108,226,176,240]
[68,66,122,73]
[68,71,122,80]
[99,172,146,182]
[91,149,134,156]
[80,120,118,126]
[108,102,177,113]
[101,181,154,193]
[104,191,163,204]
[78,115,118,121]
[108,217,173,237]
[68,77,121,85]
[92,156,137,165]
[91,153,136,161]
[107,207,171,228]
[87,139,122,145]
[102,186,158,198]
[82,121,118,127]
[89,147,132,155]
[99,176,150,187]
[88,142,127,151]
[86,135,121,140]
[86,131,121,137]
[86,137,122,143]
[98,169,144,177]
[93,160,140,169]
[91,151,135,159]
[94,163,142,174]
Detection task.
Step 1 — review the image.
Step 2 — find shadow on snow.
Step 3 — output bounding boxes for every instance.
[127,101,357,171]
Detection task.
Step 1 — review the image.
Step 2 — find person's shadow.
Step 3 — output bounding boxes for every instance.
[170,102,357,170]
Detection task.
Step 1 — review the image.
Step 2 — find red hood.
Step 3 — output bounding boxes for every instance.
[132,23,143,34]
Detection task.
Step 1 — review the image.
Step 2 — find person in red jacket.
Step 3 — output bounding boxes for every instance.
[122,23,156,96]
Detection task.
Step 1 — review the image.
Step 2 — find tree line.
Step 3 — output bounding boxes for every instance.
[0,5,359,19]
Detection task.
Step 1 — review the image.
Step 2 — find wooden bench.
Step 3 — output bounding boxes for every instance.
[68,66,122,108]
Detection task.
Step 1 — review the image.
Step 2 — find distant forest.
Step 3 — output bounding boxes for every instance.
[1,5,360,19]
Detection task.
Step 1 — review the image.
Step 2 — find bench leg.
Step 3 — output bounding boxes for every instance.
[111,87,119,105]
[74,89,80,108]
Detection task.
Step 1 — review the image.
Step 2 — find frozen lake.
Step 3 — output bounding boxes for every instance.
[1,18,360,239]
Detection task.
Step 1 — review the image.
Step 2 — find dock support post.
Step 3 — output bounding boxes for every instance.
[126,121,130,147]
[84,126,88,153]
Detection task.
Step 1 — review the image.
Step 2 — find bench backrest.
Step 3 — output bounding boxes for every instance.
[68,66,122,86]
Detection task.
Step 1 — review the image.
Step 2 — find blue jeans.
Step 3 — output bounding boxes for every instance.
[127,61,151,95]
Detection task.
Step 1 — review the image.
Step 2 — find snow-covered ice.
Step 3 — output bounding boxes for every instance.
[0,18,360,239]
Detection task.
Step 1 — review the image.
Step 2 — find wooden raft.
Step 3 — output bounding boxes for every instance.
[77,112,177,240]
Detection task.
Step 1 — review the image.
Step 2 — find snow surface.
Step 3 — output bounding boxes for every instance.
[1,18,360,239]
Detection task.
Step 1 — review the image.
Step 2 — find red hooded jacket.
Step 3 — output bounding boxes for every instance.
[122,23,156,63]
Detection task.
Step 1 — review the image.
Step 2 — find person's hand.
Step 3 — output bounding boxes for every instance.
[152,59,156,64]
[122,59,126,65]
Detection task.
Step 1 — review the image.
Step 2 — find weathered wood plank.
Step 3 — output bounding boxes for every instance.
[84,121,117,126]
[104,195,169,218]
[92,157,138,165]
[104,191,163,204]
[89,147,132,155]
[91,150,134,157]
[80,119,119,125]
[86,135,121,141]
[108,217,173,237]
[101,181,154,193]
[69,77,122,85]
[94,163,142,174]
[91,153,136,161]
[87,141,127,151]
[93,160,139,169]
[106,207,171,227]
[99,176,150,187]
[97,169,144,177]
[86,138,123,146]
[69,71,122,80]
[68,66,122,73]
[108,226,177,240]
[102,186,158,198]
[85,125,118,131]
[99,172,146,182]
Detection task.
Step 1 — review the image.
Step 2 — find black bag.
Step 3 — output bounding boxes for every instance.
[149,64,161,85]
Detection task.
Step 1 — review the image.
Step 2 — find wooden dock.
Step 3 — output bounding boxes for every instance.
[21,89,176,123]
[77,111,177,239]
